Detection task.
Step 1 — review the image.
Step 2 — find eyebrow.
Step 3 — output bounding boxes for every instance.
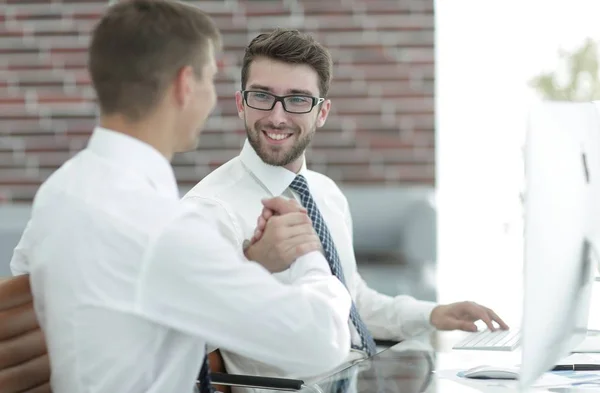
[247,84,317,97]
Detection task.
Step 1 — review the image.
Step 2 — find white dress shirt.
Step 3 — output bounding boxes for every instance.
[182,140,438,389]
[10,127,352,393]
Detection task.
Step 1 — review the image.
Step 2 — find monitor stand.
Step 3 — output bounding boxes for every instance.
[574,238,600,353]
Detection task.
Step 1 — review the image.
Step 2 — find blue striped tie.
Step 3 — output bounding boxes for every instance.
[289,175,376,356]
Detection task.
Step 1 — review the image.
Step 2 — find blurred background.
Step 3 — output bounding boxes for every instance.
[2,0,600,330]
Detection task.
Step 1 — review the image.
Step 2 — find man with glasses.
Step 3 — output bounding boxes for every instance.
[183,28,509,392]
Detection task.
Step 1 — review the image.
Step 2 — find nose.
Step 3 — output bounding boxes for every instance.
[267,101,287,124]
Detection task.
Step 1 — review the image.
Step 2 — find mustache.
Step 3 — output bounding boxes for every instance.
[256,121,299,133]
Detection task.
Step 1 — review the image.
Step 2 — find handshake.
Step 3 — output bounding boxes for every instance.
[243,197,323,273]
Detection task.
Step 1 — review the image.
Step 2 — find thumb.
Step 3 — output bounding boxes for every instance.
[261,197,289,213]
[261,197,306,214]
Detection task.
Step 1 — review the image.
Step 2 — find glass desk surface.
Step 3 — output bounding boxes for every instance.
[285,333,600,393]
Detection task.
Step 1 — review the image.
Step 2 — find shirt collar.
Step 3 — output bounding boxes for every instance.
[87,126,179,199]
[239,139,308,196]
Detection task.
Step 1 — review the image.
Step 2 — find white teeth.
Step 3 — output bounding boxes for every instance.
[266,133,290,140]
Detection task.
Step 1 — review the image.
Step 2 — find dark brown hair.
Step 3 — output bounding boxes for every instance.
[88,0,221,121]
[241,29,333,97]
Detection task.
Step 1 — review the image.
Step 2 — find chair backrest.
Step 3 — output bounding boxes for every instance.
[0,274,52,393]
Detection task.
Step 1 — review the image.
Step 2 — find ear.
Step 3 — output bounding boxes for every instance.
[235,91,245,120]
[315,99,331,128]
[173,65,196,109]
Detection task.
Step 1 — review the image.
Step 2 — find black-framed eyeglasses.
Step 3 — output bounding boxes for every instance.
[242,90,325,114]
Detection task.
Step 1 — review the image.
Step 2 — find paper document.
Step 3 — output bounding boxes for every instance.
[436,368,600,390]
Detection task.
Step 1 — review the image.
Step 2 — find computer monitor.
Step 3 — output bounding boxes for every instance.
[519,101,599,390]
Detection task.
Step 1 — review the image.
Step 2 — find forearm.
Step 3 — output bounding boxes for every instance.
[355,276,437,341]
[288,251,335,284]
[139,209,352,376]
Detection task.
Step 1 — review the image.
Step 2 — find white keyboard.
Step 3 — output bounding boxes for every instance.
[453,329,521,351]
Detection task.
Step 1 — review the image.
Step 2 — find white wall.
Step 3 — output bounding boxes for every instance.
[436,0,600,326]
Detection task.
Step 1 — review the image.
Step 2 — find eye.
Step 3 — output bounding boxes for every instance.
[251,92,270,100]
[289,96,311,104]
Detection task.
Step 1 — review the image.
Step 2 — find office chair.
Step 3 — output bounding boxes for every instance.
[0,274,50,393]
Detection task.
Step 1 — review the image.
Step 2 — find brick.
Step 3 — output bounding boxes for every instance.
[0,29,25,39]
[307,148,371,165]
[0,184,38,202]
[367,82,434,97]
[186,1,240,14]
[332,97,434,116]
[0,0,435,204]
[0,96,26,105]
[49,47,87,55]
[370,147,435,164]
[4,53,50,67]
[13,13,64,22]
[240,3,289,17]
[0,168,47,184]
[369,15,434,30]
[297,1,354,12]
[384,164,435,182]
[356,0,435,13]
[252,15,357,30]
[0,47,40,55]
[7,63,53,71]
[321,31,434,47]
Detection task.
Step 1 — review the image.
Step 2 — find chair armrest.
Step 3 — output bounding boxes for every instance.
[209,373,304,391]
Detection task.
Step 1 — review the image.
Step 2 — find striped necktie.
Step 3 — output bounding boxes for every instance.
[289,174,376,356]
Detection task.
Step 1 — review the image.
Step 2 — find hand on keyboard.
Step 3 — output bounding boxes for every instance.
[430,301,509,332]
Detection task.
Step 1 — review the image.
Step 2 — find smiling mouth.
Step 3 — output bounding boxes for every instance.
[263,131,293,141]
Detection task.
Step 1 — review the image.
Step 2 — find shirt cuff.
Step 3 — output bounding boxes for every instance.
[397,300,438,338]
[288,251,332,283]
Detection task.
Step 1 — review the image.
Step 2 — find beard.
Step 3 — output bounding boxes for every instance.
[245,118,316,167]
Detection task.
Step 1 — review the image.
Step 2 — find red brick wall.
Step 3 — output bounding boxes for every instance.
[0,0,435,203]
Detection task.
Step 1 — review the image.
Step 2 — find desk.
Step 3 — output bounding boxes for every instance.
[284,333,598,393]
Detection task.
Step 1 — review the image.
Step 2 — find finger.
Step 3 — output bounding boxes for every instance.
[287,199,307,213]
[281,237,323,262]
[486,308,509,330]
[459,321,478,332]
[0,354,50,393]
[251,227,264,244]
[439,317,478,332]
[261,208,274,221]
[261,197,306,215]
[0,276,32,311]
[268,212,311,230]
[24,382,51,393]
[256,216,267,232]
[473,308,495,331]
[270,225,319,247]
[0,301,39,341]
[459,302,495,331]
[0,328,47,369]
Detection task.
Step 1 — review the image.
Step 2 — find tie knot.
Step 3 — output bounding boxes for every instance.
[289,174,310,196]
